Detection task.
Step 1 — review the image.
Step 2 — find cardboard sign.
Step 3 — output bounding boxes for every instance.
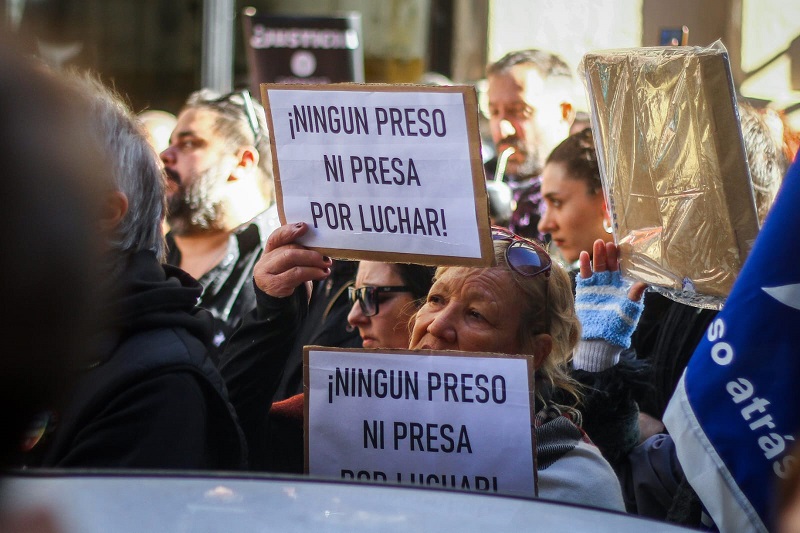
[261,84,494,267]
[583,43,759,304]
[304,347,536,497]
[242,9,364,98]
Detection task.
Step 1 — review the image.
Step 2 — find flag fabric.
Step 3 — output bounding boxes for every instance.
[664,157,800,532]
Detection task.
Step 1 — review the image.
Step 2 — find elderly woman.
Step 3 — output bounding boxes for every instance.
[410,226,630,510]
[222,223,633,510]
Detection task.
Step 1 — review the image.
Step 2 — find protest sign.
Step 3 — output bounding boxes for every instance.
[261,84,494,267]
[304,347,536,496]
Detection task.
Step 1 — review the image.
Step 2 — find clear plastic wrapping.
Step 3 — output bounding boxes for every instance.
[581,41,760,309]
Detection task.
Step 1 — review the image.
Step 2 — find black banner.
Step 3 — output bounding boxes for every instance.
[243,8,364,95]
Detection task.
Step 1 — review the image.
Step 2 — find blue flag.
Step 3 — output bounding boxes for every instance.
[665,158,800,532]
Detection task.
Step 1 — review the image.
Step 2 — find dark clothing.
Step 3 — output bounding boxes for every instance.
[272,260,362,402]
[602,292,714,527]
[219,284,307,471]
[166,209,276,361]
[631,292,718,418]
[566,354,651,466]
[617,433,705,527]
[267,394,305,473]
[485,157,544,240]
[619,434,685,518]
[34,251,246,470]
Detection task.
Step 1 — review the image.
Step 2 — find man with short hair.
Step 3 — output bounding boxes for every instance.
[485,49,576,238]
[161,90,277,355]
[27,73,246,470]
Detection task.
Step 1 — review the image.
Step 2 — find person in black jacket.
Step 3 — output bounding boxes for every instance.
[24,72,246,470]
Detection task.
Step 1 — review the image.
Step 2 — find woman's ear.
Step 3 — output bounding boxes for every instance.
[531,333,553,370]
[99,191,129,232]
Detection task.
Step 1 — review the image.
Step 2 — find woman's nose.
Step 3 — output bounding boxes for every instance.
[538,206,555,234]
[346,299,367,328]
[426,308,457,345]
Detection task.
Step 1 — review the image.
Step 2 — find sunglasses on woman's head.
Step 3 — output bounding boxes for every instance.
[491,225,552,332]
[491,226,552,279]
[348,285,411,317]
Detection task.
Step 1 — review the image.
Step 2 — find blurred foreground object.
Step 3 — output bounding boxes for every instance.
[0,43,109,467]
[582,41,760,308]
[664,157,800,533]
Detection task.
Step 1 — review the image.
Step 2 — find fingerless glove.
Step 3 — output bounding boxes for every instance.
[575,270,644,348]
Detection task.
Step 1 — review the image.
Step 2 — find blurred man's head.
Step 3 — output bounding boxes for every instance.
[161,90,274,236]
[486,49,576,179]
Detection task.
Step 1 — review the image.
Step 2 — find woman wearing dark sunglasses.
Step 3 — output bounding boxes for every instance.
[346,261,435,350]
[220,223,434,471]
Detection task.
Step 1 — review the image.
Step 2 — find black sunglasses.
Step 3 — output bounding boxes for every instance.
[348,285,411,317]
[206,89,264,145]
[491,226,552,279]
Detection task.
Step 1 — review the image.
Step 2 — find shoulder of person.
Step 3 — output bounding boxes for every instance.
[538,440,626,512]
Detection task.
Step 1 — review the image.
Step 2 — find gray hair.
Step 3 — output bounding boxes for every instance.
[64,72,167,261]
[738,99,787,225]
[487,49,574,81]
[183,89,274,203]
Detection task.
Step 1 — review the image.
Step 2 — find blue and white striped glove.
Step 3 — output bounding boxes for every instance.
[575,270,644,349]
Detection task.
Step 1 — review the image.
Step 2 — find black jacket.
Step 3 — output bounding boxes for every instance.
[219,284,307,471]
[165,209,275,363]
[36,251,246,470]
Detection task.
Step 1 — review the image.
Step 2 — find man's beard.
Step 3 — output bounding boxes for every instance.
[166,160,229,236]
[498,136,543,179]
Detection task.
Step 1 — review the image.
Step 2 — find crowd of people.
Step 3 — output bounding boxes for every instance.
[3,34,800,532]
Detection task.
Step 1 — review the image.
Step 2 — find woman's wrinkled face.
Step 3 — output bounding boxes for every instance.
[409,267,524,354]
[347,261,416,350]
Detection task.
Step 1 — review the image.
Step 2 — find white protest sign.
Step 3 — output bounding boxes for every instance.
[261,84,494,267]
[304,348,535,497]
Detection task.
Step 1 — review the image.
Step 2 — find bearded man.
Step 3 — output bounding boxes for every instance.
[161,89,277,359]
[485,49,576,239]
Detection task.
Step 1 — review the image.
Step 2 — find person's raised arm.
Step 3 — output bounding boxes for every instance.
[253,222,332,298]
[567,239,649,468]
[219,222,331,469]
